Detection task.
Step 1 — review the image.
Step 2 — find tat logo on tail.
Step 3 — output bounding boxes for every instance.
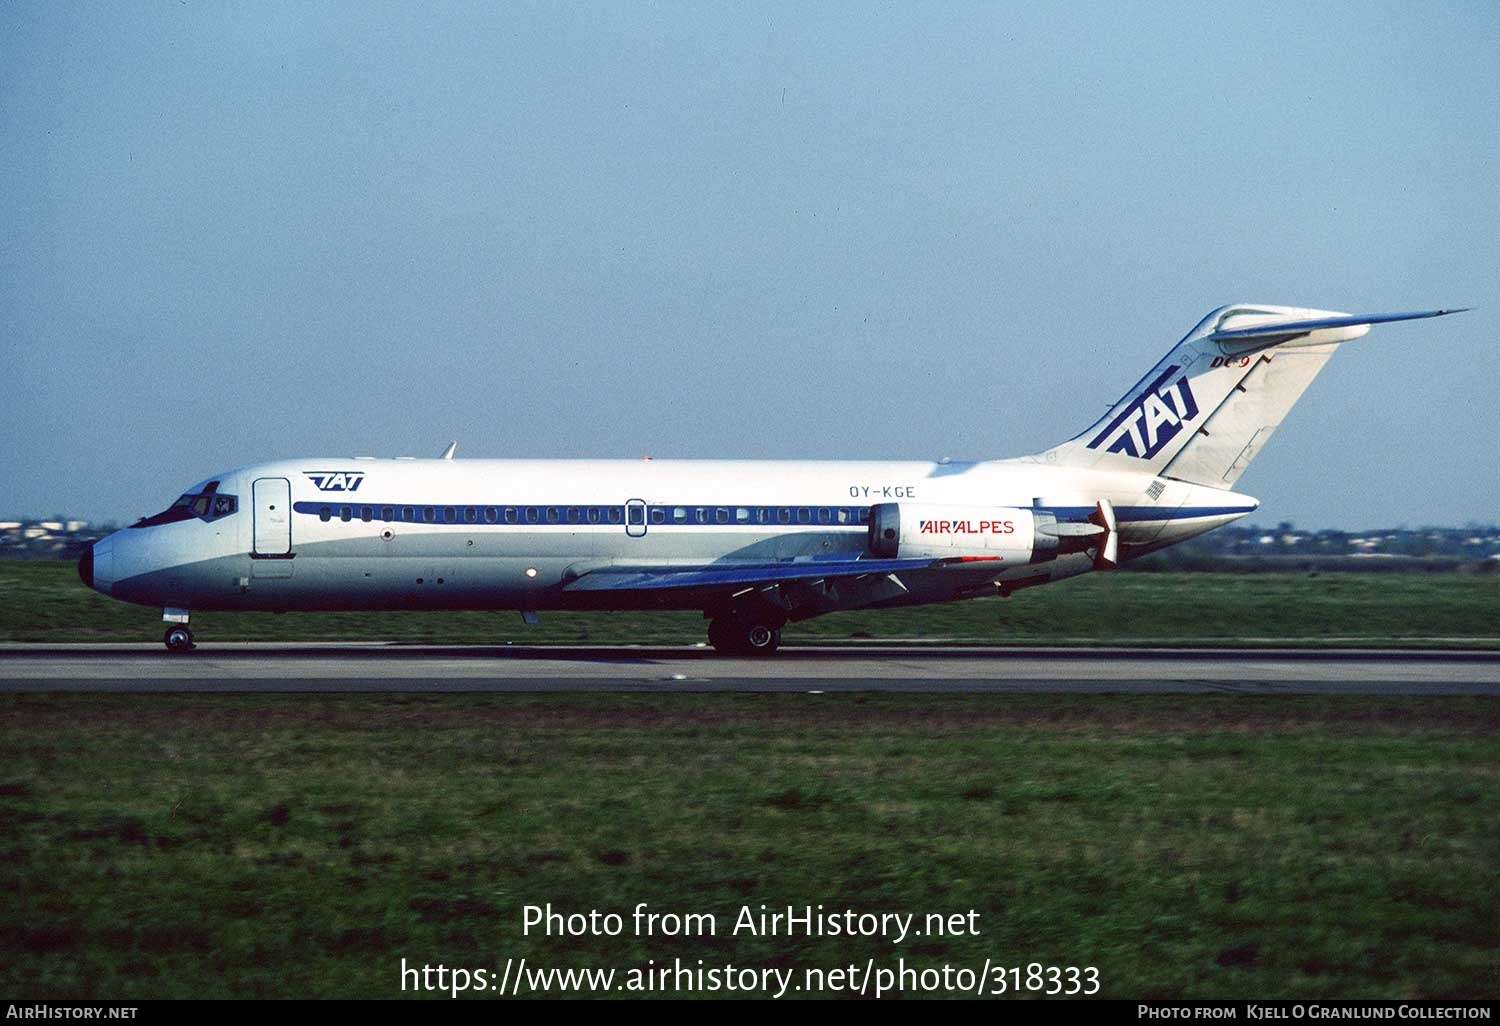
[1086,364,1199,459]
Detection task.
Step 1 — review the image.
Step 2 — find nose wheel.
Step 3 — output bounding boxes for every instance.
[163,626,196,653]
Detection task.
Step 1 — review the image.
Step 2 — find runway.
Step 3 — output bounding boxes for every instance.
[1,643,1497,694]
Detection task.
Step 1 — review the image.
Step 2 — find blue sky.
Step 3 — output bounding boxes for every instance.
[2,2,1496,529]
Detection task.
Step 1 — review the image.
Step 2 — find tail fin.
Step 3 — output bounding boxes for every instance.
[1038,304,1464,488]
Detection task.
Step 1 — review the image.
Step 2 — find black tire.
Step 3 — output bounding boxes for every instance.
[163,626,195,653]
[708,617,782,655]
[744,623,780,653]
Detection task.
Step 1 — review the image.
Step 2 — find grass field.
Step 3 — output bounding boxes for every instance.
[4,559,1499,647]
[0,693,1495,999]
[4,561,1496,998]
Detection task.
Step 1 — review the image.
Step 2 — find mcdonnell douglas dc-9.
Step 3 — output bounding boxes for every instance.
[79,304,1462,653]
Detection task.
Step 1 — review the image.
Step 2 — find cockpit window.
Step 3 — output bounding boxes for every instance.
[132,483,237,528]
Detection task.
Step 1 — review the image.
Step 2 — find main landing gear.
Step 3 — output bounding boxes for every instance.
[707,609,785,655]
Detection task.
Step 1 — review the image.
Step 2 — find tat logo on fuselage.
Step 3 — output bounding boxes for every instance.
[304,471,365,492]
[1086,364,1199,459]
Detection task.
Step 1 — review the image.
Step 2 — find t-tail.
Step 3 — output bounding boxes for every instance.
[1040,304,1466,487]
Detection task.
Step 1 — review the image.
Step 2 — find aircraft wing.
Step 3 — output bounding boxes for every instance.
[563,556,948,593]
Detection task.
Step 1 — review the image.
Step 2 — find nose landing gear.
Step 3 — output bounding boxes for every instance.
[163,625,196,652]
[162,608,195,652]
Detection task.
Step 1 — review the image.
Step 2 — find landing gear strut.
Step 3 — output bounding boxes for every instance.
[163,625,196,652]
[707,610,785,655]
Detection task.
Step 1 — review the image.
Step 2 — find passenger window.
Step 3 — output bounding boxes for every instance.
[423,507,436,523]
[525,507,539,524]
[381,507,394,522]
[587,507,600,524]
[797,508,811,524]
[340,506,352,523]
[716,508,729,524]
[546,507,560,524]
[360,506,373,522]
[672,507,688,523]
[650,508,665,525]
[735,507,751,523]
[465,507,477,524]
[778,508,791,524]
[504,508,518,524]
[319,506,332,522]
[611,507,626,525]
[484,507,497,524]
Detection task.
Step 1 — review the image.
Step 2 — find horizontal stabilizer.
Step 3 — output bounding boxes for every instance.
[1209,308,1467,345]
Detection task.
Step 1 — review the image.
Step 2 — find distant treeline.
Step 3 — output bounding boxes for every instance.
[1128,553,1498,574]
[0,520,113,561]
[1130,524,1500,573]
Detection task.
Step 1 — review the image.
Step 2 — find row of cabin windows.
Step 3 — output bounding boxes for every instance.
[314,504,873,527]
[650,505,870,526]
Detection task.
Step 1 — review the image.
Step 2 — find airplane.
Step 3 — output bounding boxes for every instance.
[77,304,1464,653]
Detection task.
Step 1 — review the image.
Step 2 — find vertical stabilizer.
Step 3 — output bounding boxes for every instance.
[1036,305,1462,487]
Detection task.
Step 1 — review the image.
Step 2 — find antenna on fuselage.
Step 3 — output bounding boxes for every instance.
[439,441,457,460]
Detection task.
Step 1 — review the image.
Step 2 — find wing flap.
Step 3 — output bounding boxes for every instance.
[563,557,940,593]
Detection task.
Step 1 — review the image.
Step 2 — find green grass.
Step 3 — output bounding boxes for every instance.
[5,559,1498,647]
[0,694,1494,999]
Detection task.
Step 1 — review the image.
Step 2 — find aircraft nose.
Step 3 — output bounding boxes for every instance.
[78,543,94,589]
[79,536,114,596]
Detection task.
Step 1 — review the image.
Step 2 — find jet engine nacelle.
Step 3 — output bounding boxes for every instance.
[867,503,1060,564]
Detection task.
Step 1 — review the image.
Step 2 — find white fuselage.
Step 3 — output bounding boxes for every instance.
[86,455,1256,615]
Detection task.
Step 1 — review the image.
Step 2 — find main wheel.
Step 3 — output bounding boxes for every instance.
[163,626,195,653]
[708,616,782,655]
